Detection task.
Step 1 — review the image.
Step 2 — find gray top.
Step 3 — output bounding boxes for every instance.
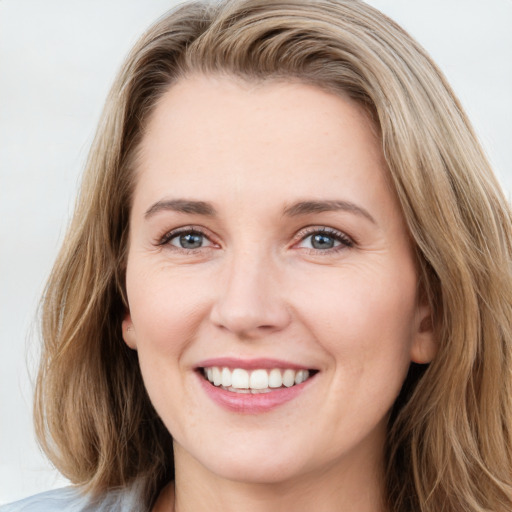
[0,480,149,512]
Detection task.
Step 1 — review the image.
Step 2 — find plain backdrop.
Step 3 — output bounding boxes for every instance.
[1,0,511,504]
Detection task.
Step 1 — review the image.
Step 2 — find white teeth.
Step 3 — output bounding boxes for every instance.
[228,387,251,393]
[203,366,311,392]
[231,368,249,389]
[221,367,232,387]
[282,369,296,387]
[295,369,308,385]
[212,367,222,386]
[249,369,268,389]
[268,368,283,388]
[251,387,272,394]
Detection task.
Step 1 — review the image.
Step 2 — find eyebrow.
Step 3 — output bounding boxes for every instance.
[145,199,217,218]
[283,200,376,224]
[144,198,376,224]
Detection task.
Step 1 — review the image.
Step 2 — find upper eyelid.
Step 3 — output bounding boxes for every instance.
[294,225,354,243]
[296,226,345,235]
[158,225,216,246]
[156,224,354,247]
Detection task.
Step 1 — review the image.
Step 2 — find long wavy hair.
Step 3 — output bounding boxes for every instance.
[35,1,512,510]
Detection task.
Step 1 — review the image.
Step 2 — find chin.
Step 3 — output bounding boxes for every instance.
[180,436,311,485]
[207,457,306,485]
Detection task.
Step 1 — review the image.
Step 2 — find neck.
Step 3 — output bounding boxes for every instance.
[157,442,387,512]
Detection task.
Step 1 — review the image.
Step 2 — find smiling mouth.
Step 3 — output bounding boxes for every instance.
[199,366,318,394]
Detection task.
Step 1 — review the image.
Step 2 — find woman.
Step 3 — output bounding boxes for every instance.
[3,0,511,510]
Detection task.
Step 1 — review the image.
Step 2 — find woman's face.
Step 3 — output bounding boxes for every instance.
[123,75,435,485]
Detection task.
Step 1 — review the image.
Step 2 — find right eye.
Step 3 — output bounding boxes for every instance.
[160,228,215,251]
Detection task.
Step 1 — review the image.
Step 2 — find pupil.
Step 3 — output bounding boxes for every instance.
[312,234,334,249]
[180,233,202,249]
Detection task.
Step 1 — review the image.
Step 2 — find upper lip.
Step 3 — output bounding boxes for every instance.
[196,357,315,371]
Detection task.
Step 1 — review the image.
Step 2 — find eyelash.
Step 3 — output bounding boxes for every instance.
[157,226,214,253]
[157,226,355,254]
[295,226,354,253]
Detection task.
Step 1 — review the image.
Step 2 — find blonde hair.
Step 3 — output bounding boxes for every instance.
[36,1,512,510]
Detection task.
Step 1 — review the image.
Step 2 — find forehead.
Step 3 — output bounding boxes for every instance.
[133,74,394,219]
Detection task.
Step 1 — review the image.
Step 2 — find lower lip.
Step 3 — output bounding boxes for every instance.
[196,372,314,414]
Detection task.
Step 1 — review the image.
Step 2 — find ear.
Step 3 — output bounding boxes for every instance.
[122,313,137,350]
[410,300,437,364]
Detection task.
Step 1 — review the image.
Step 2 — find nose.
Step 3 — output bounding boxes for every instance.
[209,252,291,339]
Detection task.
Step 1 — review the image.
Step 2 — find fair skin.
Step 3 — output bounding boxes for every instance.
[122,75,436,512]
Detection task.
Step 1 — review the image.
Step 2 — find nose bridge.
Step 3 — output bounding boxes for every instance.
[210,244,290,337]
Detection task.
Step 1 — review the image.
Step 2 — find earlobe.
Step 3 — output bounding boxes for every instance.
[410,303,437,364]
[122,314,137,350]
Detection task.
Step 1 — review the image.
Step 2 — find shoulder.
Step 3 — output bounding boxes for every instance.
[0,480,149,512]
[0,487,84,512]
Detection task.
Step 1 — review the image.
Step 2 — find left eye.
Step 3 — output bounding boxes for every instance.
[297,230,353,250]
[168,231,213,250]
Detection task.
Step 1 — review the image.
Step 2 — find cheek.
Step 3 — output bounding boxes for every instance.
[299,263,416,341]
[125,262,214,376]
[125,263,212,431]
[294,262,418,390]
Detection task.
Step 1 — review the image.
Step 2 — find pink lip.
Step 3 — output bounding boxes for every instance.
[196,357,312,371]
[195,368,316,414]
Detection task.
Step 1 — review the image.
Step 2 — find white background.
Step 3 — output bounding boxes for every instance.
[1,0,511,504]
